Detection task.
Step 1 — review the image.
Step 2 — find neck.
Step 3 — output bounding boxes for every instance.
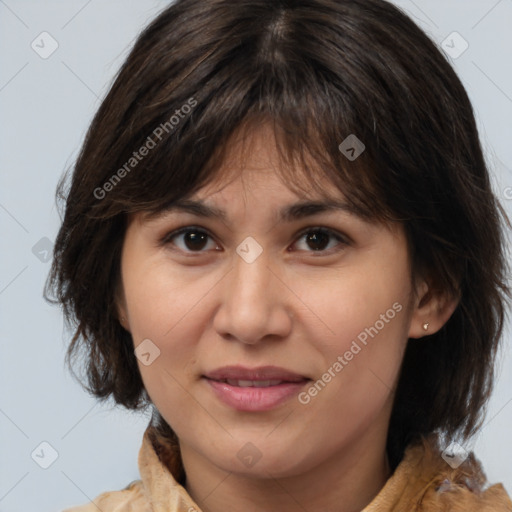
[181,426,392,512]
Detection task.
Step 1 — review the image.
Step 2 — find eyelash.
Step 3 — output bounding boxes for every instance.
[160,225,350,255]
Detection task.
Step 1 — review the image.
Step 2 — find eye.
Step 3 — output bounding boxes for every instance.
[162,226,220,253]
[161,226,349,255]
[292,227,348,253]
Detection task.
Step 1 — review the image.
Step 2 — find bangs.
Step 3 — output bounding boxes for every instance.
[88,94,392,226]
[84,3,418,224]
[145,115,392,221]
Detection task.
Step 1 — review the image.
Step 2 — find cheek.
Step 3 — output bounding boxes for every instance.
[121,263,198,393]
[299,252,412,404]
[123,259,214,343]
[300,254,412,351]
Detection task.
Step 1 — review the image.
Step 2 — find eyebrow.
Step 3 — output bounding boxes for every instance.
[145,198,363,224]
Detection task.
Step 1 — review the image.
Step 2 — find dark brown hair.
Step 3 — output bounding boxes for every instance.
[45,0,510,469]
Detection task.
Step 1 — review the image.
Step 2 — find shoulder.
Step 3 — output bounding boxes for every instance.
[394,435,512,512]
[61,425,190,512]
[61,480,150,512]
[365,434,512,512]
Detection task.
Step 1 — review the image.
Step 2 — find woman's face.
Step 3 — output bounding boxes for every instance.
[119,124,427,478]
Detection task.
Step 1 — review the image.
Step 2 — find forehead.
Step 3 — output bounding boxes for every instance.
[134,117,389,226]
[190,120,347,202]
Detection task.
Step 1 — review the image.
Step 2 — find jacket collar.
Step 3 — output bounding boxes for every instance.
[137,426,200,512]
[138,426,512,512]
[362,434,512,511]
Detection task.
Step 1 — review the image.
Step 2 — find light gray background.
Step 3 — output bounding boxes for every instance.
[1,1,511,511]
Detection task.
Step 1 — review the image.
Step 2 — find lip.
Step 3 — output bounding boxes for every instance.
[204,365,307,382]
[203,365,310,412]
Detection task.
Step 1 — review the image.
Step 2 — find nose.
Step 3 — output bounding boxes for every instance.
[212,247,293,345]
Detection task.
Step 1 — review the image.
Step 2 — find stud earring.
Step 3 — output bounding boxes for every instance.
[422,322,429,331]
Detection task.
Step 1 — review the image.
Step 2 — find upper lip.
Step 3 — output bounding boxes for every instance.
[203,365,309,382]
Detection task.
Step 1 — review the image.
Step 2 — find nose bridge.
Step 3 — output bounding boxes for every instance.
[212,240,291,344]
[230,241,272,306]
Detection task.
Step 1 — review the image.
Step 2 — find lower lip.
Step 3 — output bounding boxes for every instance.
[205,378,308,411]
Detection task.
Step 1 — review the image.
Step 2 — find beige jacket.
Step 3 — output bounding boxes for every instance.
[64,427,512,512]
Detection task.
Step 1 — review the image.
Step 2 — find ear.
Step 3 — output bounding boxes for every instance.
[408,278,459,339]
[115,285,131,332]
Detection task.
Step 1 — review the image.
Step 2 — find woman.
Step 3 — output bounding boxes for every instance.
[47,0,512,510]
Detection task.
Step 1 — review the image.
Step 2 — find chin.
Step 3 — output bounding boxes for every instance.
[211,445,313,479]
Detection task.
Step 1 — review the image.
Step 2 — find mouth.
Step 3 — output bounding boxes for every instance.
[203,365,309,382]
[202,366,311,411]
[212,379,296,388]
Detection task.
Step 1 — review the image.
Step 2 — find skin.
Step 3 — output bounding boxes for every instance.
[118,123,457,512]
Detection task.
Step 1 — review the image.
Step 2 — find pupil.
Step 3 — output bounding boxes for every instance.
[307,231,329,251]
[185,231,207,250]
